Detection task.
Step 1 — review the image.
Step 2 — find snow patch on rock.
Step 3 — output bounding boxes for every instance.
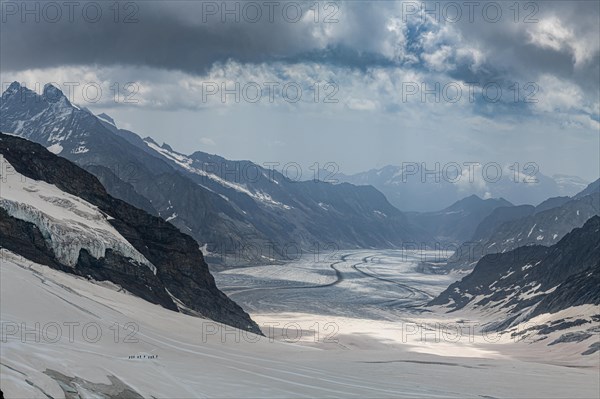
[46,143,63,154]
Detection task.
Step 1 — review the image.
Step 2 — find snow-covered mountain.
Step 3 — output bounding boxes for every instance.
[0,133,259,333]
[430,216,600,353]
[138,137,432,251]
[446,187,600,270]
[337,165,590,212]
[0,83,432,259]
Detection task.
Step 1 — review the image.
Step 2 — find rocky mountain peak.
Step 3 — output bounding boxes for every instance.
[42,83,68,104]
[2,81,35,100]
[97,113,117,127]
[5,81,21,94]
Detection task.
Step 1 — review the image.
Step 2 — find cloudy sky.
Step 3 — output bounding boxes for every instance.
[1,0,598,180]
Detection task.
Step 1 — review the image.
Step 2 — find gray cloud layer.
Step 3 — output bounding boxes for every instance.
[1,1,598,90]
[1,1,343,72]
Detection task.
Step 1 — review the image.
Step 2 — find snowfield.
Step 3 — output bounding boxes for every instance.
[1,249,598,398]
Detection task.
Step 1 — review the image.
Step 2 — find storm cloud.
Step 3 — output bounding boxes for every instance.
[0,1,392,73]
[1,1,598,88]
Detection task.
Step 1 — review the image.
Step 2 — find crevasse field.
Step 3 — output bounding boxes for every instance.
[2,249,597,398]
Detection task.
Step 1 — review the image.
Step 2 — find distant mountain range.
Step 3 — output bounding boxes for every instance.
[337,165,590,212]
[0,133,260,333]
[0,82,431,260]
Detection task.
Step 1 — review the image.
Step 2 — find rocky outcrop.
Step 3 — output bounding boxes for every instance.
[430,216,600,328]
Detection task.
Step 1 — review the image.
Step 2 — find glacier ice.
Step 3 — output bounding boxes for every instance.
[0,157,156,273]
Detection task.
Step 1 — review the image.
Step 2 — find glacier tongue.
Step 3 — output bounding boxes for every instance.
[0,157,156,273]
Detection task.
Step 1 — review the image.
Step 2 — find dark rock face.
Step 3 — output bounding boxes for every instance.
[0,208,61,269]
[430,216,600,329]
[548,332,593,346]
[44,369,144,399]
[532,265,600,317]
[0,133,261,334]
[82,164,157,216]
[471,204,536,242]
[582,342,600,355]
